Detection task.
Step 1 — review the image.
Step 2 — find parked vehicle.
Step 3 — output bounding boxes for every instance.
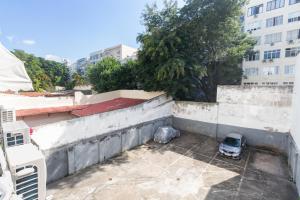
[219,133,246,159]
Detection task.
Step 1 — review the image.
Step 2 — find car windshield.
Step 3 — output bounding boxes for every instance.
[223,137,240,147]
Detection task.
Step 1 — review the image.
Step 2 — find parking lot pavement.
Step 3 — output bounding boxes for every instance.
[46,132,299,200]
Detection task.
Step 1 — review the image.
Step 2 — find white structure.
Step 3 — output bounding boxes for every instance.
[72,44,137,74]
[242,0,300,86]
[6,144,46,200]
[89,44,137,65]
[2,121,31,149]
[0,43,33,91]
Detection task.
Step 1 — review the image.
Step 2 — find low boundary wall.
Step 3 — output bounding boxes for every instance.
[172,85,299,194]
[43,117,172,183]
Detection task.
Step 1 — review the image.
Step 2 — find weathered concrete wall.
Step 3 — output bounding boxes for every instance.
[17,112,75,128]
[291,55,300,193]
[0,90,163,110]
[43,117,172,183]
[0,94,74,110]
[75,90,164,105]
[172,86,293,153]
[172,102,218,137]
[217,87,292,152]
[32,95,173,151]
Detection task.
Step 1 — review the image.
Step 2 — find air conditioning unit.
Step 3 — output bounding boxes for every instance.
[6,144,46,200]
[0,106,16,127]
[270,42,274,46]
[288,40,294,44]
[2,121,30,149]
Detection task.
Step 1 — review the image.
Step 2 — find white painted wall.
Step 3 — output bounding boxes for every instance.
[17,113,75,128]
[172,101,218,124]
[75,90,164,105]
[292,55,300,147]
[0,94,74,110]
[173,86,293,133]
[0,90,164,110]
[217,86,292,132]
[31,95,173,151]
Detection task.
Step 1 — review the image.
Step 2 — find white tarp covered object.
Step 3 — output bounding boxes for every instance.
[0,42,33,91]
[154,126,180,144]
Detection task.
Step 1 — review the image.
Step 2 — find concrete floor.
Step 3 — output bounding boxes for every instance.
[46,132,299,200]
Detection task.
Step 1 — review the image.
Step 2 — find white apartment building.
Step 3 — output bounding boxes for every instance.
[89,44,137,65]
[72,44,137,75]
[242,0,300,86]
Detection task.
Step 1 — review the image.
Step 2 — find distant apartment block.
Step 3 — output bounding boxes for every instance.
[89,44,137,65]
[73,44,137,75]
[242,0,300,86]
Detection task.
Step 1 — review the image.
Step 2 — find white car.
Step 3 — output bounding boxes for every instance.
[219,133,246,160]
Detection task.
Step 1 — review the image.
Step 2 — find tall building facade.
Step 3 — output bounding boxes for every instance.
[89,44,137,65]
[73,44,137,74]
[242,0,300,86]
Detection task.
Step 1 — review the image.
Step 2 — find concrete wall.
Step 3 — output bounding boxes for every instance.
[173,102,218,138]
[0,90,163,110]
[31,95,173,183]
[173,86,293,153]
[17,112,75,128]
[32,95,173,151]
[43,117,171,183]
[75,90,164,105]
[290,55,300,193]
[0,94,74,110]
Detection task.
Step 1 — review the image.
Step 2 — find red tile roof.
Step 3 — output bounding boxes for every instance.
[16,98,145,118]
[71,98,145,117]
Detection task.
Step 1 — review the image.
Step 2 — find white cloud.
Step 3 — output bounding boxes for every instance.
[22,39,36,45]
[6,35,14,42]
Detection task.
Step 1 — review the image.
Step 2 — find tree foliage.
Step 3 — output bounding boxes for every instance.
[87,57,138,93]
[13,50,71,92]
[137,0,255,101]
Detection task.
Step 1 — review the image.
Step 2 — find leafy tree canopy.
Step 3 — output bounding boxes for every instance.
[87,57,138,93]
[137,0,255,101]
[13,50,71,92]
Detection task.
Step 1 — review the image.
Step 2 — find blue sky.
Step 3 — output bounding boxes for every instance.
[0,0,184,62]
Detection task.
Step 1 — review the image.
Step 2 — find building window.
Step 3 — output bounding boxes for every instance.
[266,15,283,27]
[288,11,300,23]
[267,0,285,11]
[283,82,294,85]
[248,4,263,16]
[289,0,300,5]
[263,66,280,75]
[284,65,295,75]
[264,49,281,59]
[244,68,259,76]
[286,29,300,41]
[244,82,258,85]
[246,51,260,61]
[264,32,282,44]
[246,21,262,33]
[285,47,300,57]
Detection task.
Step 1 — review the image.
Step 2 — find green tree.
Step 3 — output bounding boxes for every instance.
[87,57,138,93]
[66,72,87,90]
[137,0,254,101]
[13,50,71,92]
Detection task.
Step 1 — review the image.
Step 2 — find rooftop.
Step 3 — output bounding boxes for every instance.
[47,132,298,200]
[16,98,145,118]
